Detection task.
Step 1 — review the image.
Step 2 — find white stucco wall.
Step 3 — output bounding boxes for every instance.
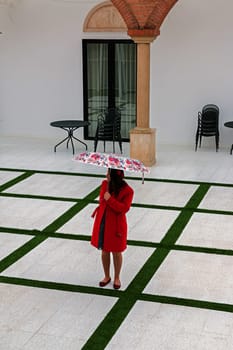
[151,0,233,146]
[1,0,233,148]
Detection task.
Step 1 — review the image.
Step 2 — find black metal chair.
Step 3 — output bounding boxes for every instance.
[195,104,220,152]
[94,107,122,153]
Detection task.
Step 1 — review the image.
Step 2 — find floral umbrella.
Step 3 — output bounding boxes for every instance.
[74,151,149,183]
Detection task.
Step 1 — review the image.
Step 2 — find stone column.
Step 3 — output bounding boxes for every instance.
[129,35,156,167]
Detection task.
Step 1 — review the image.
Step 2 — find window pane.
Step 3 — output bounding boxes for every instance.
[86,43,108,138]
[83,40,136,141]
[115,43,136,138]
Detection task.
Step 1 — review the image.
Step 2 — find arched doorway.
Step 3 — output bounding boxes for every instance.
[83,0,178,165]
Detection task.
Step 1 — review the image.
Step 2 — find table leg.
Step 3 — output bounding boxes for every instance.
[72,135,88,150]
[54,135,70,152]
[230,144,233,155]
[53,127,87,153]
[69,136,75,155]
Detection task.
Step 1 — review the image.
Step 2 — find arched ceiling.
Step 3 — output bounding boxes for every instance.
[111,0,178,35]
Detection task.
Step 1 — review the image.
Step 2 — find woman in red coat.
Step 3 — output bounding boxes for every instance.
[91,168,134,289]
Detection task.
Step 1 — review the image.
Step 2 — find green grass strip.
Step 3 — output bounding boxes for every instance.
[2,166,233,187]
[185,183,210,208]
[133,203,233,216]
[2,274,233,328]
[0,275,120,298]
[172,243,233,256]
[0,192,83,203]
[0,227,39,236]
[0,234,48,273]
[140,293,233,314]
[3,227,233,259]
[0,167,105,179]
[2,189,233,216]
[42,187,100,233]
[128,239,233,256]
[0,171,35,192]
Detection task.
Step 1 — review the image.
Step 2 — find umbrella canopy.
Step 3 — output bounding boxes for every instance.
[74,151,149,182]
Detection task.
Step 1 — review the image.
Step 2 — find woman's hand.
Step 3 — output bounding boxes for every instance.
[104,191,111,201]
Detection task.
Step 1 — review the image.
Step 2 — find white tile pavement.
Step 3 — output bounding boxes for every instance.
[1,136,233,350]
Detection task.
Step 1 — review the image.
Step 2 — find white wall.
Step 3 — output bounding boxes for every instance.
[1,0,233,148]
[151,0,233,147]
[0,0,101,138]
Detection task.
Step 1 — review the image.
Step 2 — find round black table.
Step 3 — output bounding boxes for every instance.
[50,120,89,154]
[224,121,233,154]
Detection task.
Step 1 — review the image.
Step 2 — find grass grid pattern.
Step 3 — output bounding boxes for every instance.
[1,167,233,349]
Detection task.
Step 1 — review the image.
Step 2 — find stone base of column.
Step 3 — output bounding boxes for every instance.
[130,127,156,167]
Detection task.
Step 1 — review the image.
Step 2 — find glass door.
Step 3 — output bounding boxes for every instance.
[82,39,137,141]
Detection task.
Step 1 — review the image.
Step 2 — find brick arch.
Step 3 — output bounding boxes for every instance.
[146,0,178,29]
[110,0,138,29]
[111,0,179,35]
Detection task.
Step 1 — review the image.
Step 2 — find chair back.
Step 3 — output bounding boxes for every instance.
[199,104,219,136]
[195,103,219,151]
[97,107,121,141]
[105,108,120,123]
[94,106,122,153]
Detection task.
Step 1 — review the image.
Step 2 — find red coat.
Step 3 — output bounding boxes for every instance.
[91,179,134,252]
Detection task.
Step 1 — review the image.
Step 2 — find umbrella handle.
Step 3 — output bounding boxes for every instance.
[107,168,111,192]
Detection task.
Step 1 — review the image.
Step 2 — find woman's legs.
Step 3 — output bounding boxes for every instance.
[100,250,111,282]
[112,252,122,287]
[99,251,122,288]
